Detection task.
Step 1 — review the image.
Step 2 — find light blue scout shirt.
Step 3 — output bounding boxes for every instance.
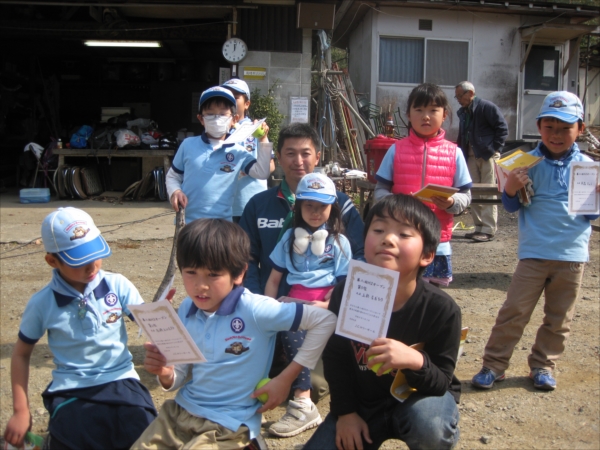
[173,286,302,439]
[269,227,352,288]
[232,117,268,217]
[376,144,472,256]
[171,133,259,222]
[18,269,142,392]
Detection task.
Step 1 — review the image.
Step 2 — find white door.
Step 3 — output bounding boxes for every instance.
[520,45,562,139]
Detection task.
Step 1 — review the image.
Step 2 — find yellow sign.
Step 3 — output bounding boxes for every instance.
[243,66,267,80]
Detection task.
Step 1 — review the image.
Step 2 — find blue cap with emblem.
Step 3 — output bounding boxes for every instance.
[41,207,111,267]
[296,173,337,205]
[536,91,584,124]
[222,78,251,100]
[199,86,236,110]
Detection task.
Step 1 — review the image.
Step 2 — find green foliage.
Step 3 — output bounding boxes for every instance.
[331,47,348,69]
[249,81,286,149]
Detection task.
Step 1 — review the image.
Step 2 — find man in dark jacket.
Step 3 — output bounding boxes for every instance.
[455,81,508,242]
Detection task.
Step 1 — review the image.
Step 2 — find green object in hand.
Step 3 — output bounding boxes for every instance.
[368,355,392,374]
[252,125,266,138]
[255,377,270,403]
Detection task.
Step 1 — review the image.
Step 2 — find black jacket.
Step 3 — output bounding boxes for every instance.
[457,96,508,161]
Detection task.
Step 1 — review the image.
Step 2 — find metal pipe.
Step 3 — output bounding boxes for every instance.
[338,94,375,138]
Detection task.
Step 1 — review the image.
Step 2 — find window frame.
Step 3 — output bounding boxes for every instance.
[378,35,471,87]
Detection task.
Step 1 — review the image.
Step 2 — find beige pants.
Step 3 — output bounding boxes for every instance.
[467,149,497,235]
[131,400,252,450]
[482,259,584,373]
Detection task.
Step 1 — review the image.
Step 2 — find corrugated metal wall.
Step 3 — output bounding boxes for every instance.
[239,6,303,53]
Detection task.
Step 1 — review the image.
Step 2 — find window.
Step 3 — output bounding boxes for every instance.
[379,37,469,86]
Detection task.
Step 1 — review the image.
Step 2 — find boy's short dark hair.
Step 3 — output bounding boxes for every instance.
[198,98,237,116]
[176,219,249,279]
[536,117,584,130]
[364,194,440,276]
[276,122,320,155]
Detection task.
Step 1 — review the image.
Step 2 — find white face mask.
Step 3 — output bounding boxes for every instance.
[203,115,232,138]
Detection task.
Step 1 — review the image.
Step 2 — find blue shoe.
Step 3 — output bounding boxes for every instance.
[471,367,505,389]
[530,368,556,390]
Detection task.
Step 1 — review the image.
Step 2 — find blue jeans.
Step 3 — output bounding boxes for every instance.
[280,330,312,391]
[303,391,459,450]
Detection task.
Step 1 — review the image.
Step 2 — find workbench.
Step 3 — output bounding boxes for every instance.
[54,148,175,174]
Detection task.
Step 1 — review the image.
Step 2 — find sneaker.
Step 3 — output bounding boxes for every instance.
[268,398,322,437]
[530,368,556,390]
[471,367,506,389]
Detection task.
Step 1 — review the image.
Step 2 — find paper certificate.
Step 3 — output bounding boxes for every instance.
[129,301,206,365]
[335,260,399,345]
[569,161,600,215]
[222,118,265,145]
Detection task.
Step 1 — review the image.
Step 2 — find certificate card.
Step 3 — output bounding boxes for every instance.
[335,260,399,345]
[222,118,265,145]
[129,301,206,365]
[569,161,600,215]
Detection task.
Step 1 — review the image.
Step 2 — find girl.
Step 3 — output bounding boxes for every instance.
[221,78,275,223]
[264,172,352,438]
[374,83,472,286]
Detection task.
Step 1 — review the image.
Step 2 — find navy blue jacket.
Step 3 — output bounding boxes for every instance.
[457,97,508,161]
[239,185,365,298]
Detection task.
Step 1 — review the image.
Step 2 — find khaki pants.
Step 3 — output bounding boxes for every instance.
[131,400,251,450]
[482,259,585,373]
[467,149,497,235]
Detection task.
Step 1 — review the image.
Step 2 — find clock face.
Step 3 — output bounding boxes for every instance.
[222,38,247,63]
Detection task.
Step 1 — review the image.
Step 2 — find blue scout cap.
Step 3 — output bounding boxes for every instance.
[41,207,111,267]
[296,173,337,204]
[222,78,251,100]
[536,91,584,124]
[198,86,236,110]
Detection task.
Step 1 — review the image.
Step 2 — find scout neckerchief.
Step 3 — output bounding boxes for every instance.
[277,177,295,241]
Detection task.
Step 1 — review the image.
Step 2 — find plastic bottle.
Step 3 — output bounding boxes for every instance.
[56,139,63,149]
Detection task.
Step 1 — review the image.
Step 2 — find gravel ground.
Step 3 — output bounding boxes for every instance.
[1,206,599,449]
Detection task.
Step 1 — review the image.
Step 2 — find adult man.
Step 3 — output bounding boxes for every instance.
[455,81,508,242]
[239,122,364,437]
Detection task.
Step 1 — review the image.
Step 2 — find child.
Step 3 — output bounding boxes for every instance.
[3,207,157,450]
[375,83,472,286]
[132,218,337,449]
[304,194,462,450]
[166,86,272,223]
[264,173,352,437]
[471,91,600,391]
[221,78,275,223]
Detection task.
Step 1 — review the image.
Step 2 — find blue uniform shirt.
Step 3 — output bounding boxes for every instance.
[171,133,259,222]
[269,227,352,288]
[232,117,269,217]
[376,143,472,256]
[174,287,302,438]
[18,269,143,392]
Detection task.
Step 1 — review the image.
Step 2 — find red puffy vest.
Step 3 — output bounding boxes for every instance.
[391,129,457,243]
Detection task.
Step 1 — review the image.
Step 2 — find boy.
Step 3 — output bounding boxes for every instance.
[304,194,462,450]
[472,91,599,391]
[132,219,337,449]
[3,207,156,450]
[166,86,272,223]
[221,78,275,223]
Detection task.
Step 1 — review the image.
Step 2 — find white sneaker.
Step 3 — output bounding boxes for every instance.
[267,398,322,437]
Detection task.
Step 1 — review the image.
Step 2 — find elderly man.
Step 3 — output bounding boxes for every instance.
[455,81,508,242]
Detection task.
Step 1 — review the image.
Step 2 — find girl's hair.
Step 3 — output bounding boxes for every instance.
[406,83,452,128]
[176,218,249,279]
[287,200,345,270]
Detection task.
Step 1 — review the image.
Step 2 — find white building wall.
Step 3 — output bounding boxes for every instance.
[580,67,600,127]
[351,6,521,141]
[239,28,313,125]
[348,9,374,101]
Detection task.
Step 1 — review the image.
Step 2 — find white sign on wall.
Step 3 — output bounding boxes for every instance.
[290,97,309,123]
